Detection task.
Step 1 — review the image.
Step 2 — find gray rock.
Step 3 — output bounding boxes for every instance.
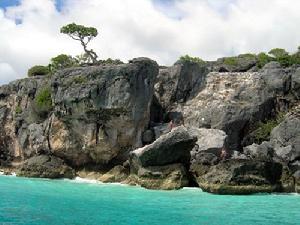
[17,155,75,179]
[0,58,159,168]
[125,163,189,190]
[154,61,208,110]
[142,130,154,144]
[270,109,300,162]
[291,68,300,99]
[213,54,258,72]
[153,123,170,140]
[231,151,249,160]
[130,126,197,169]
[177,72,275,151]
[243,142,274,161]
[261,62,292,95]
[190,159,282,194]
[189,127,227,156]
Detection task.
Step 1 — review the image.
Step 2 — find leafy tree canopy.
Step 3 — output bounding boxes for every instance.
[60,23,98,63]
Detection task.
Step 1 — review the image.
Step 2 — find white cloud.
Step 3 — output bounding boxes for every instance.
[1,0,300,85]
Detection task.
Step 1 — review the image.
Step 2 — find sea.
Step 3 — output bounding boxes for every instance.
[0,174,299,225]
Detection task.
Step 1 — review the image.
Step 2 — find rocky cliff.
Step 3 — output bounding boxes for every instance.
[0,57,299,194]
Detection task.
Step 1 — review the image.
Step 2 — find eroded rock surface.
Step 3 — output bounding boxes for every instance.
[0,58,159,171]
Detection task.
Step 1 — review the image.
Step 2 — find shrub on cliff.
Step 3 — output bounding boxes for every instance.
[28,65,50,77]
[50,54,76,72]
[34,87,53,117]
[268,48,293,67]
[177,55,205,65]
[253,113,284,143]
[257,52,273,68]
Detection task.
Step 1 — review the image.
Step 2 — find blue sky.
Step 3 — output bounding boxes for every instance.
[0,0,64,11]
[1,0,300,85]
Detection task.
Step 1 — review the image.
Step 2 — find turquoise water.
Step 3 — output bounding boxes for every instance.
[0,175,299,225]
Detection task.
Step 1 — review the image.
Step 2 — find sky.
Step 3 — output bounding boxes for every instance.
[1,0,300,84]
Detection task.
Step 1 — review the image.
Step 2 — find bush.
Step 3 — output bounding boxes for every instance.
[15,106,22,114]
[254,113,284,143]
[257,52,273,68]
[28,65,50,77]
[34,87,53,117]
[50,54,76,72]
[73,76,87,84]
[178,55,205,65]
[268,48,293,67]
[98,58,124,65]
[223,57,238,66]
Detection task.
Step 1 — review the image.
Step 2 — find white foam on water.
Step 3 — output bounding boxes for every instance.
[182,187,203,192]
[70,177,103,184]
[0,172,4,175]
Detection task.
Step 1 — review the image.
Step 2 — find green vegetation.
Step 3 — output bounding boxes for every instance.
[254,113,284,143]
[28,65,50,77]
[98,58,124,65]
[73,76,87,84]
[257,52,272,68]
[223,57,238,66]
[178,55,205,65]
[15,106,22,114]
[267,47,300,67]
[50,54,76,72]
[34,87,53,116]
[61,23,98,64]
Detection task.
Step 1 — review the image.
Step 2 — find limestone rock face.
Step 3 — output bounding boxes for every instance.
[154,61,208,111]
[291,68,300,99]
[0,58,159,169]
[191,159,282,194]
[176,72,275,151]
[17,155,75,179]
[270,108,300,162]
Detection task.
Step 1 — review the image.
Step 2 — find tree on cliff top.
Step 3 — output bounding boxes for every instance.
[60,23,98,64]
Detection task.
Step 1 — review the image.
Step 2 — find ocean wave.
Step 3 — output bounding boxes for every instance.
[68,177,103,184]
[66,177,131,187]
[182,187,203,191]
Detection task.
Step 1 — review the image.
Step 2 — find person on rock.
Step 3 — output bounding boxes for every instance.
[220,147,228,161]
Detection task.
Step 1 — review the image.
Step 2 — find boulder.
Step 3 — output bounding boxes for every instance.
[243,142,274,161]
[213,54,258,72]
[17,155,75,179]
[189,127,227,158]
[99,165,129,183]
[294,170,300,193]
[130,126,196,169]
[190,159,282,194]
[128,126,196,190]
[270,109,300,162]
[261,62,292,95]
[125,163,189,190]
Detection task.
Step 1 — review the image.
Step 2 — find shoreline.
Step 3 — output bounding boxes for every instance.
[0,172,299,196]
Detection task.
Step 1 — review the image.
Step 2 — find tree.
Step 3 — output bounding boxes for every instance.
[60,23,98,64]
